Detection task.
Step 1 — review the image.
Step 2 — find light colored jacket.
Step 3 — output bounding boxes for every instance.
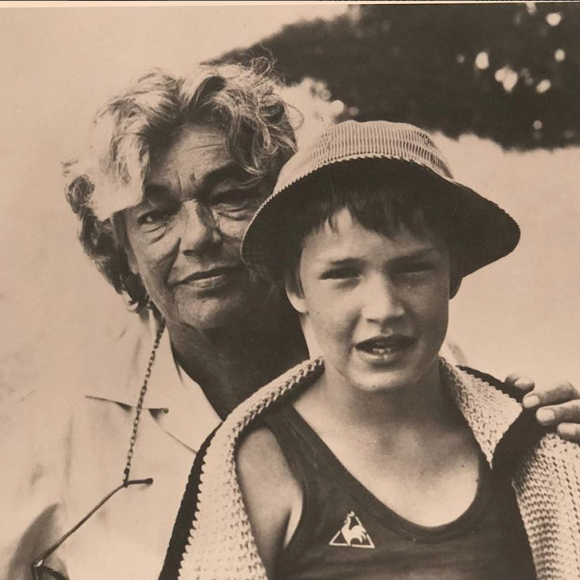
[0,316,220,580]
[178,358,580,580]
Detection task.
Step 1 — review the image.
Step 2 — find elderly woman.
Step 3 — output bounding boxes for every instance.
[1,61,578,580]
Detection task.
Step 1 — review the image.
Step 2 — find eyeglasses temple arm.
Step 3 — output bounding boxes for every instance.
[31,478,153,569]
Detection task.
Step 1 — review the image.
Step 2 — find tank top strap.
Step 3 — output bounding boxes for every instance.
[259,403,331,565]
[260,403,321,502]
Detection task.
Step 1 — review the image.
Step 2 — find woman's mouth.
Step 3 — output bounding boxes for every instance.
[177,266,243,291]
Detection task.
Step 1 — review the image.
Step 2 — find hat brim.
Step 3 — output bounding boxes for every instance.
[242,156,520,283]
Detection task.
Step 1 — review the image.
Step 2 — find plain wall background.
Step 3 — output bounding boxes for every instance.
[1,3,578,398]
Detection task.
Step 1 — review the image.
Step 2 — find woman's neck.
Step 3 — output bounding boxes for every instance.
[167,294,307,417]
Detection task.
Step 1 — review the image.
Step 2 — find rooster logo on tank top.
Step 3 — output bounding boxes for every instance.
[329,511,375,548]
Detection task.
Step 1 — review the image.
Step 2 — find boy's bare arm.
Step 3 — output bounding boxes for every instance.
[236,426,303,578]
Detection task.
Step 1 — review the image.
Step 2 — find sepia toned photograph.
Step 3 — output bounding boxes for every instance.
[1,2,579,579]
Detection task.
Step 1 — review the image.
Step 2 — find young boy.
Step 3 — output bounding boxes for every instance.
[174,121,580,580]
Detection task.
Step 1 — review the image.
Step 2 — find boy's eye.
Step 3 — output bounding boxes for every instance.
[395,261,437,279]
[400,262,432,273]
[321,267,359,280]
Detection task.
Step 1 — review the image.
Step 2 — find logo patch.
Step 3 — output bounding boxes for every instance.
[329,511,375,548]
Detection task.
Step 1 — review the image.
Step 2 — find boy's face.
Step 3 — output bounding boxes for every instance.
[286,208,450,394]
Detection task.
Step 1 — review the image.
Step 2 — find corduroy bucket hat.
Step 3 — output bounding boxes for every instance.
[242,120,520,282]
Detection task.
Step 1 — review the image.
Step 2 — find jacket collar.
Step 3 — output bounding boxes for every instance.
[441,361,524,466]
[206,357,526,466]
[83,313,174,410]
[83,313,221,452]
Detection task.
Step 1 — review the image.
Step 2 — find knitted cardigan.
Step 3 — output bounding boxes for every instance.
[174,358,580,580]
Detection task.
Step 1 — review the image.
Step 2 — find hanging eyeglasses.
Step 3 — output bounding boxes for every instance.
[30,321,165,579]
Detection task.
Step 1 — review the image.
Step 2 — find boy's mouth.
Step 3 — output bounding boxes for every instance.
[355,335,416,356]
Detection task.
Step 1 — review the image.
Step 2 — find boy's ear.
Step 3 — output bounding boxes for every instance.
[450,277,462,299]
[448,248,462,299]
[284,270,308,315]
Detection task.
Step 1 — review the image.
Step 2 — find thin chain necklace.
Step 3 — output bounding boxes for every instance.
[123,319,166,485]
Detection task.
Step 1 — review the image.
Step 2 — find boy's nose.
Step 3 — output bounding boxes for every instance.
[361,277,405,323]
[179,200,222,253]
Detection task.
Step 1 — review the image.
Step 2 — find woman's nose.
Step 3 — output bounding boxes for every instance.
[361,277,405,323]
[178,200,222,253]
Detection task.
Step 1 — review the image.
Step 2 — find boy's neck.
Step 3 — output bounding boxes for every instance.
[295,360,463,443]
[294,359,481,529]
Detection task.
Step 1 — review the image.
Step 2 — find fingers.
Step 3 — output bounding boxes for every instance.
[504,373,535,394]
[535,399,580,428]
[522,381,579,410]
[504,375,580,444]
[556,423,580,444]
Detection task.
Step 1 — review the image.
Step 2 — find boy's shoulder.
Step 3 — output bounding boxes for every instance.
[237,416,301,502]
[237,423,291,475]
[236,420,303,574]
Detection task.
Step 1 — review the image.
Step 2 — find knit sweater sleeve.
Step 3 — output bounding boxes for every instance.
[178,359,324,580]
[513,433,580,580]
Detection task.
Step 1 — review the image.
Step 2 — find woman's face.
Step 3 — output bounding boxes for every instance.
[287,209,450,395]
[122,123,272,331]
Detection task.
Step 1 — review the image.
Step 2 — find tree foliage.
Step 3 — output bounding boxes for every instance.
[218,3,580,150]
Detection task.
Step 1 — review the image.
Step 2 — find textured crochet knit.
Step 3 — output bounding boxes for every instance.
[177,358,580,580]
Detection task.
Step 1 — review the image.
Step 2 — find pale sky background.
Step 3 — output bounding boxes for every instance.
[1,2,579,396]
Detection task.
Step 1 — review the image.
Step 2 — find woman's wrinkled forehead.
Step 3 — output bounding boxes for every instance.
[94,122,239,220]
[143,123,233,200]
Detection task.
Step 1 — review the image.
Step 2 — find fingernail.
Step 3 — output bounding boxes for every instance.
[536,409,555,424]
[523,395,540,409]
[558,424,577,439]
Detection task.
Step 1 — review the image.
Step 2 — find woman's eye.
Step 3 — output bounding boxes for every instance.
[212,188,258,213]
[137,209,173,225]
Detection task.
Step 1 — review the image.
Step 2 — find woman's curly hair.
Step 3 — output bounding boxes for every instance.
[64,59,297,311]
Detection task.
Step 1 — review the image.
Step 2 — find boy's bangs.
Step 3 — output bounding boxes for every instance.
[280,159,455,276]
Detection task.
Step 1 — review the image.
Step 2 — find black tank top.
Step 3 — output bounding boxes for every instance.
[261,404,537,580]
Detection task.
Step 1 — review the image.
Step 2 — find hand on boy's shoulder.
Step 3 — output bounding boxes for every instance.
[505,374,580,443]
[236,425,303,576]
